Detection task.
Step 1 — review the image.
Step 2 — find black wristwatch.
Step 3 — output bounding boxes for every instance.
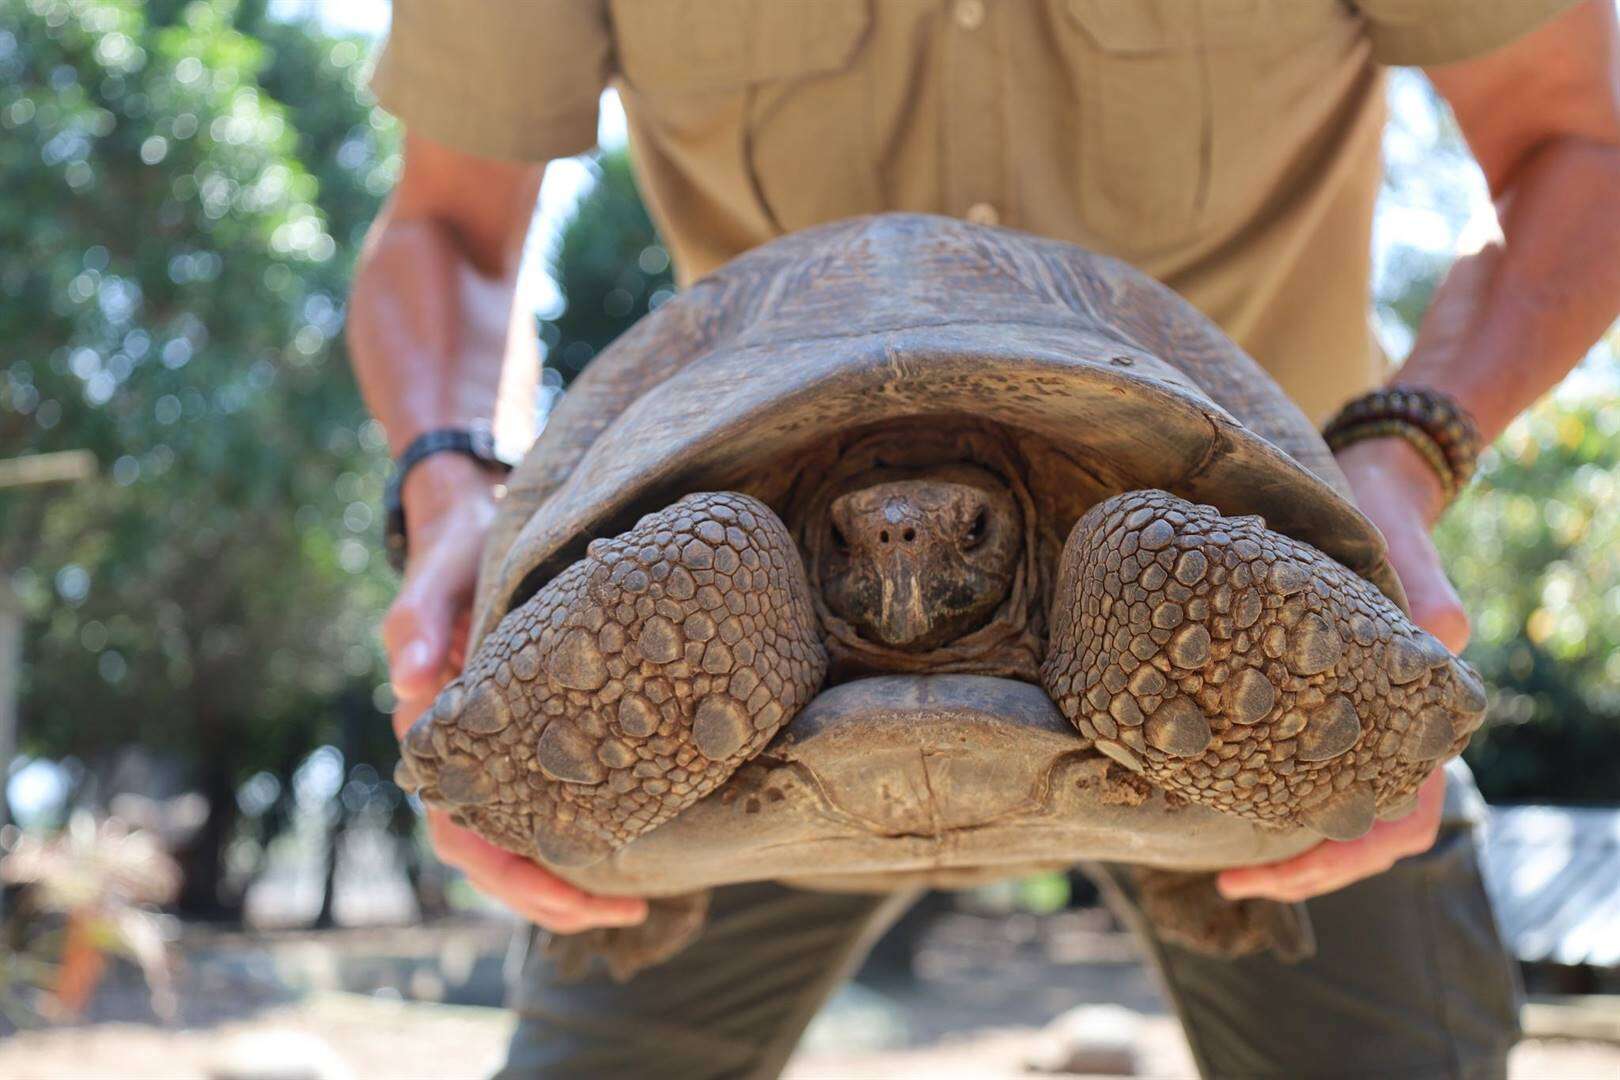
[384,423,513,573]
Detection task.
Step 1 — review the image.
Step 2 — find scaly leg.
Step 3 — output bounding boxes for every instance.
[398,492,827,867]
[1041,490,1486,841]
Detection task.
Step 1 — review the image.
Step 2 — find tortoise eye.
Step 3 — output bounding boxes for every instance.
[964,508,988,550]
[830,521,851,554]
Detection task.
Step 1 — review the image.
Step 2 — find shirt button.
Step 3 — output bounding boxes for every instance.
[965,202,1000,226]
[954,0,986,30]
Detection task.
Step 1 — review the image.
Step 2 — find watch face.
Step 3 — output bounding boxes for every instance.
[469,425,499,463]
[479,422,523,470]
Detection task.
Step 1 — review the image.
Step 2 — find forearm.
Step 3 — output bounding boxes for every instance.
[348,208,540,456]
[1396,136,1620,444]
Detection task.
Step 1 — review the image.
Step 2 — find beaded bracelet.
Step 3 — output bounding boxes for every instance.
[1322,385,1481,502]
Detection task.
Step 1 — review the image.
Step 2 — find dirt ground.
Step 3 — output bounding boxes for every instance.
[1,914,1617,1079]
[3,995,1615,1079]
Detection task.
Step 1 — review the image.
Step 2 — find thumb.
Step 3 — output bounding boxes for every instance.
[384,532,477,701]
[384,589,455,702]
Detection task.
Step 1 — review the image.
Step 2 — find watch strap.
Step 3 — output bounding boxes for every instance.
[384,424,511,573]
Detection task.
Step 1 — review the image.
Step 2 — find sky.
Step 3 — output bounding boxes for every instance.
[268,0,390,39]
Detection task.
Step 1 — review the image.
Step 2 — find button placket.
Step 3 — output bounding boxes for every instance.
[965,202,1000,226]
[944,0,1006,228]
[954,0,986,30]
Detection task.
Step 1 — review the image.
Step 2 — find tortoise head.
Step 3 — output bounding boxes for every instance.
[818,463,1022,650]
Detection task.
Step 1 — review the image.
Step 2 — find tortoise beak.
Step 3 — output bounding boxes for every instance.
[876,553,933,645]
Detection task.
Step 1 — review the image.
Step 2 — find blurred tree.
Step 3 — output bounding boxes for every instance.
[539,149,674,386]
[0,0,402,915]
[1438,393,1620,803]
[1375,73,1620,803]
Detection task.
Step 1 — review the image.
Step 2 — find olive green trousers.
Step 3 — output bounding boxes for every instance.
[499,769,1519,1079]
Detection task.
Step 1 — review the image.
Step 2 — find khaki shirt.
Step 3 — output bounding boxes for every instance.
[372,0,1573,423]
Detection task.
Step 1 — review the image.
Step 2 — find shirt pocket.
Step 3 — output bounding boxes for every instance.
[1063,0,1338,254]
[609,0,876,232]
[610,0,868,94]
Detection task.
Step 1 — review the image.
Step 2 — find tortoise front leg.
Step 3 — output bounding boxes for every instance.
[1040,490,1486,842]
[399,492,827,868]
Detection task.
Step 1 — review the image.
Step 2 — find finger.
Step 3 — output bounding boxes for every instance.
[1218,841,1357,901]
[457,866,594,931]
[1219,838,1391,903]
[384,530,481,700]
[1376,512,1471,653]
[392,695,432,742]
[1402,561,1470,654]
[427,814,648,924]
[446,607,473,672]
[1219,777,1446,900]
[462,865,649,932]
[383,597,453,703]
[460,877,626,935]
[1218,771,1446,901]
[438,831,646,922]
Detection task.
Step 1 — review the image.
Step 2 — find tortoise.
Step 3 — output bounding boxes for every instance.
[395,214,1487,975]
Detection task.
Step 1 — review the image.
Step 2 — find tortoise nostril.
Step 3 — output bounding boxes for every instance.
[879,529,890,544]
[902,527,916,543]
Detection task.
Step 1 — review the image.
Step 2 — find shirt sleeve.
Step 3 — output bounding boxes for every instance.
[368,0,610,162]
[1353,0,1581,67]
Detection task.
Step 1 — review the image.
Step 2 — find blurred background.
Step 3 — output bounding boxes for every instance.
[0,1,1616,1076]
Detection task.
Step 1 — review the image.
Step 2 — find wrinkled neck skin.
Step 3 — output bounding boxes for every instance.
[784,422,1046,681]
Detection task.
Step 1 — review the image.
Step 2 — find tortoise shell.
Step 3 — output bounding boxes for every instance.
[393,216,1497,974]
[473,214,1404,658]
[398,217,1488,967]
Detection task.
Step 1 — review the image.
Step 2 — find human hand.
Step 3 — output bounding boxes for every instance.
[383,453,647,931]
[1217,437,1466,902]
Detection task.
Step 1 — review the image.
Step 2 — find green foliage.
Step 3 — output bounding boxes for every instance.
[1439,392,1620,802]
[0,1,397,790]
[1377,72,1620,804]
[539,149,673,384]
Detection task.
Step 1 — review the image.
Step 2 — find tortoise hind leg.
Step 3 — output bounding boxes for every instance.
[547,891,712,983]
[402,492,827,868]
[1040,490,1487,841]
[1129,868,1315,962]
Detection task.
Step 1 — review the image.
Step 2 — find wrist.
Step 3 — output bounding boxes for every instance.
[402,452,506,523]
[1322,385,1481,508]
[1333,437,1449,527]
[385,424,513,572]
[385,411,499,458]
